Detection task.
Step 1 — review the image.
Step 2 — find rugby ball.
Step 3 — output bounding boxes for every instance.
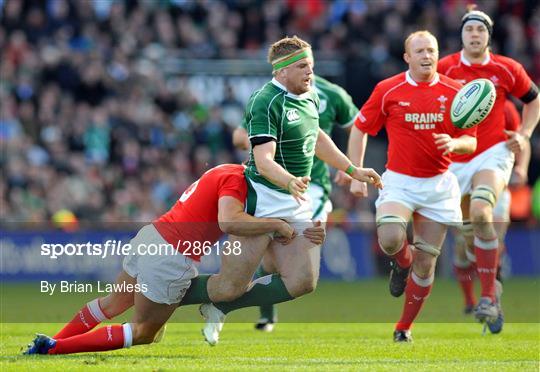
[450,78,496,129]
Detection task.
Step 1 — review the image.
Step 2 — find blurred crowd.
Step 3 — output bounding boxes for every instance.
[1,0,539,225]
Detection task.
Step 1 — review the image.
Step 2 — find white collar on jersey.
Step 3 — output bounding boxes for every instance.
[405,70,440,86]
[271,78,311,100]
[460,50,491,66]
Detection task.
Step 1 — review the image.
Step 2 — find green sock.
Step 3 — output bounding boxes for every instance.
[254,265,277,322]
[215,274,293,315]
[179,274,211,305]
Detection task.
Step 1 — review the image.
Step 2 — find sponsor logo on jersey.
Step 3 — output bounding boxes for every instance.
[286,109,300,122]
[398,101,410,107]
[405,112,444,130]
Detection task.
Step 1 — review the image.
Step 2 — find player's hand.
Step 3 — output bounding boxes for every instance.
[274,220,296,245]
[433,133,456,155]
[351,167,383,189]
[350,179,368,197]
[334,170,352,186]
[287,176,310,204]
[303,220,326,245]
[510,167,528,186]
[504,130,528,154]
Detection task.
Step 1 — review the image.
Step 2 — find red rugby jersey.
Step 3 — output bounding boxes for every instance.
[153,164,247,261]
[354,71,476,178]
[438,51,533,162]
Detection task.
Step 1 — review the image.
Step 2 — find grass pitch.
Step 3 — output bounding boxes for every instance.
[1,279,539,371]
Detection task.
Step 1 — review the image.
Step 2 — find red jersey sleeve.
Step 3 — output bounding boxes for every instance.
[437,57,451,74]
[218,174,247,204]
[354,84,386,136]
[507,59,533,99]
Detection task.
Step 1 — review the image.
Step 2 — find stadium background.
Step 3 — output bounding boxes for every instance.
[1,1,539,285]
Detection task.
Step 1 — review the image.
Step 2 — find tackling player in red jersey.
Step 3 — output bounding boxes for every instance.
[348,31,477,342]
[23,164,324,355]
[438,6,540,333]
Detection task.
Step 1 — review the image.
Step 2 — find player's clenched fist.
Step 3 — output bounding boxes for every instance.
[504,130,528,154]
[287,175,311,203]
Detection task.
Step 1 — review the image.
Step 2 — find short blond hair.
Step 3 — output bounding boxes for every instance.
[267,36,311,65]
[404,30,438,53]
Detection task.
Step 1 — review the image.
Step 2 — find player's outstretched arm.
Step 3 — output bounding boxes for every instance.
[252,141,310,202]
[217,196,294,239]
[347,126,370,197]
[432,133,477,155]
[232,127,250,150]
[316,129,382,189]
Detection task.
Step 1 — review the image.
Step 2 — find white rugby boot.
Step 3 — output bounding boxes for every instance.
[199,303,226,346]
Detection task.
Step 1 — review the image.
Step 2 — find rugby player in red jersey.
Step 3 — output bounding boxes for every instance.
[452,99,532,320]
[348,31,477,342]
[23,164,325,355]
[438,6,539,333]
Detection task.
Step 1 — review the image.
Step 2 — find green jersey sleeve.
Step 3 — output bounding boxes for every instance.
[244,90,283,140]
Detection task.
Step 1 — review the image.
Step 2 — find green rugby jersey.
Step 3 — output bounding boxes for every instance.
[310,75,358,196]
[244,79,320,193]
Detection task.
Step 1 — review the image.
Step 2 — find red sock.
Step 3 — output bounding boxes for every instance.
[453,264,476,307]
[49,324,130,354]
[474,237,499,301]
[395,273,433,331]
[391,241,412,268]
[53,299,109,339]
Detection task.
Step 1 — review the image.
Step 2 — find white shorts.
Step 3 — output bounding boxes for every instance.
[123,224,198,305]
[493,188,511,221]
[308,183,332,223]
[247,179,313,227]
[375,170,462,225]
[449,142,515,195]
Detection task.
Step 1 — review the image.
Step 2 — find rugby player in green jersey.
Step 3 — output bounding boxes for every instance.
[234,74,358,331]
[195,36,382,345]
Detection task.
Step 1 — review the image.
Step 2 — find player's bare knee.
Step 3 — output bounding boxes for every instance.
[376,214,407,255]
[378,233,405,256]
[470,204,492,225]
[283,271,317,297]
[470,185,496,225]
